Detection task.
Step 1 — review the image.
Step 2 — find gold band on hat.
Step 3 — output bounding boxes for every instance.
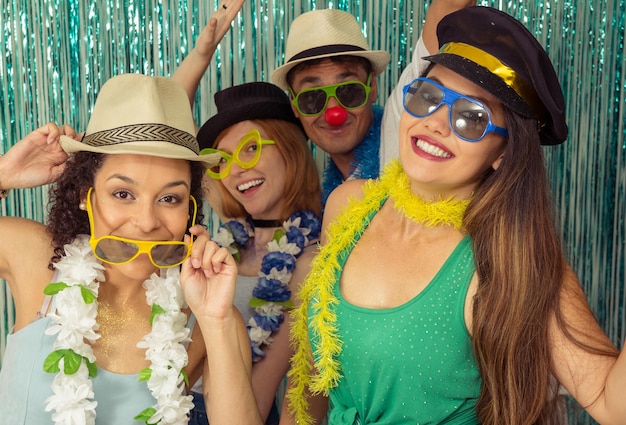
[439,42,545,118]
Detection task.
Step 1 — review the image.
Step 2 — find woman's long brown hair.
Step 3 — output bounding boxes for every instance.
[464,111,617,424]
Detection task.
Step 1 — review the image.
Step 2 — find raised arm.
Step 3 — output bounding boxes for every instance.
[0,122,79,195]
[181,225,263,425]
[380,0,476,168]
[0,124,75,330]
[422,0,476,54]
[172,0,245,105]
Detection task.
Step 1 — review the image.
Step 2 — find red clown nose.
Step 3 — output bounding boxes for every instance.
[325,106,348,126]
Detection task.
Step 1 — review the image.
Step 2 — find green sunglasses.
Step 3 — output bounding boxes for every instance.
[290,74,373,116]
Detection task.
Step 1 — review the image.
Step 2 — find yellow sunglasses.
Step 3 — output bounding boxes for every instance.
[200,129,276,179]
[85,188,197,268]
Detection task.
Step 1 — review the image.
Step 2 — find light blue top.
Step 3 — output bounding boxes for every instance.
[0,312,159,424]
[0,268,196,425]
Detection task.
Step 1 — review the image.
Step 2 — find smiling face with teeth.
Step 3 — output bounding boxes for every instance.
[398,65,508,201]
[213,120,288,219]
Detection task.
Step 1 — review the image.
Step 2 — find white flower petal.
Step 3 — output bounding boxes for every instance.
[45,236,192,424]
[255,302,284,317]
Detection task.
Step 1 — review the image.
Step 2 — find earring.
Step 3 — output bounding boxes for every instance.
[79,202,86,211]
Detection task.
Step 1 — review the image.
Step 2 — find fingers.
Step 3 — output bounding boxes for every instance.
[40,122,70,164]
[192,0,243,58]
[187,227,235,274]
[189,224,209,237]
[34,122,60,144]
[209,245,234,274]
[59,124,79,140]
[15,122,60,149]
[37,122,78,145]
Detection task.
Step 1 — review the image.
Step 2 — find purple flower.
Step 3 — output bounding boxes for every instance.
[291,210,322,240]
[286,226,306,252]
[253,312,284,332]
[260,252,296,274]
[252,278,291,302]
[225,221,249,245]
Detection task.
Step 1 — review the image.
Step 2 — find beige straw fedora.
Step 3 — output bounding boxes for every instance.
[60,74,219,166]
[271,9,391,89]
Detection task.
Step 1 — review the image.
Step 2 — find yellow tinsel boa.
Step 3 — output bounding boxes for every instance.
[286,160,471,425]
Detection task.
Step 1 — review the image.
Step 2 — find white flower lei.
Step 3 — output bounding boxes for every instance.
[213,211,321,361]
[43,235,193,425]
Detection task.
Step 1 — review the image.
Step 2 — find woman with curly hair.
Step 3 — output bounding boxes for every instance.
[0,74,260,425]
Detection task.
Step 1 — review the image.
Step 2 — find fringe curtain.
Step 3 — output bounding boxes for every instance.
[0,1,624,422]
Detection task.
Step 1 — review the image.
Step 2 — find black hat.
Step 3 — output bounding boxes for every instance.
[424,7,568,145]
[197,82,304,149]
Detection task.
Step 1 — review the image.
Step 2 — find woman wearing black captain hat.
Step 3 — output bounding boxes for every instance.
[284,5,624,425]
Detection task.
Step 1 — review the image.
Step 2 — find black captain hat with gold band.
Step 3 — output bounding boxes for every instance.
[424,6,568,145]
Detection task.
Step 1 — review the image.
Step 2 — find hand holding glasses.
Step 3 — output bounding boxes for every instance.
[291,75,373,116]
[200,129,276,179]
[85,188,197,268]
[402,77,508,142]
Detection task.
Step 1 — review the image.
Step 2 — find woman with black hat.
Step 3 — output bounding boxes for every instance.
[281,5,626,425]
[187,81,322,425]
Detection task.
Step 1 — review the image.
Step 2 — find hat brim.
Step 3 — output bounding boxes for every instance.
[271,50,391,90]
[60,135,220,166]
[197,102,304,150]
[424,52,564,146]
[424,53,534,119]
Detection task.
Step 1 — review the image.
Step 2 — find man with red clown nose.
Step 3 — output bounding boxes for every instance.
[271,3,474,203]
[270,9,391,203]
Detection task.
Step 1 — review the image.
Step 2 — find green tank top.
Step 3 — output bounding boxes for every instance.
[311,214,480,424]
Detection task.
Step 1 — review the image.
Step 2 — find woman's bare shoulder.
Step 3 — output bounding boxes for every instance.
[0,215,48,232]
[0,217,56,329]
[0,216,51,260]
[324,179,369,223]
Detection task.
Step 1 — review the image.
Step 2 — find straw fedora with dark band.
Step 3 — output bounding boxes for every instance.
[60,74,220,165]
[271,9,391,90]
[424,7,567,145]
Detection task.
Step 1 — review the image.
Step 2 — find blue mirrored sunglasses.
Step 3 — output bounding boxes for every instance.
[402,77,508,142]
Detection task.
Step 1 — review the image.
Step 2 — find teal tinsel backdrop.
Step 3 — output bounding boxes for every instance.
[0,1,624,423]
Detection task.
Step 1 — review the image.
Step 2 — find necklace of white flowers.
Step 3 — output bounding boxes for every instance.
[41,190,198,425]
[212,210,322,361]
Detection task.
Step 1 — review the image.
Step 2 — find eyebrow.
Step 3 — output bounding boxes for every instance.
[106,174,190,190]
[297,71,362,86]
[428,76,496,108]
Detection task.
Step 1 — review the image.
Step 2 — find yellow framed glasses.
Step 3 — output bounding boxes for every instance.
[85,187,197,268]
[200,129,276,179]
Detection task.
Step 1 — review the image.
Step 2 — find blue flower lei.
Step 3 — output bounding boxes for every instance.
[321,104,383,204]
[212,210,322,361]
